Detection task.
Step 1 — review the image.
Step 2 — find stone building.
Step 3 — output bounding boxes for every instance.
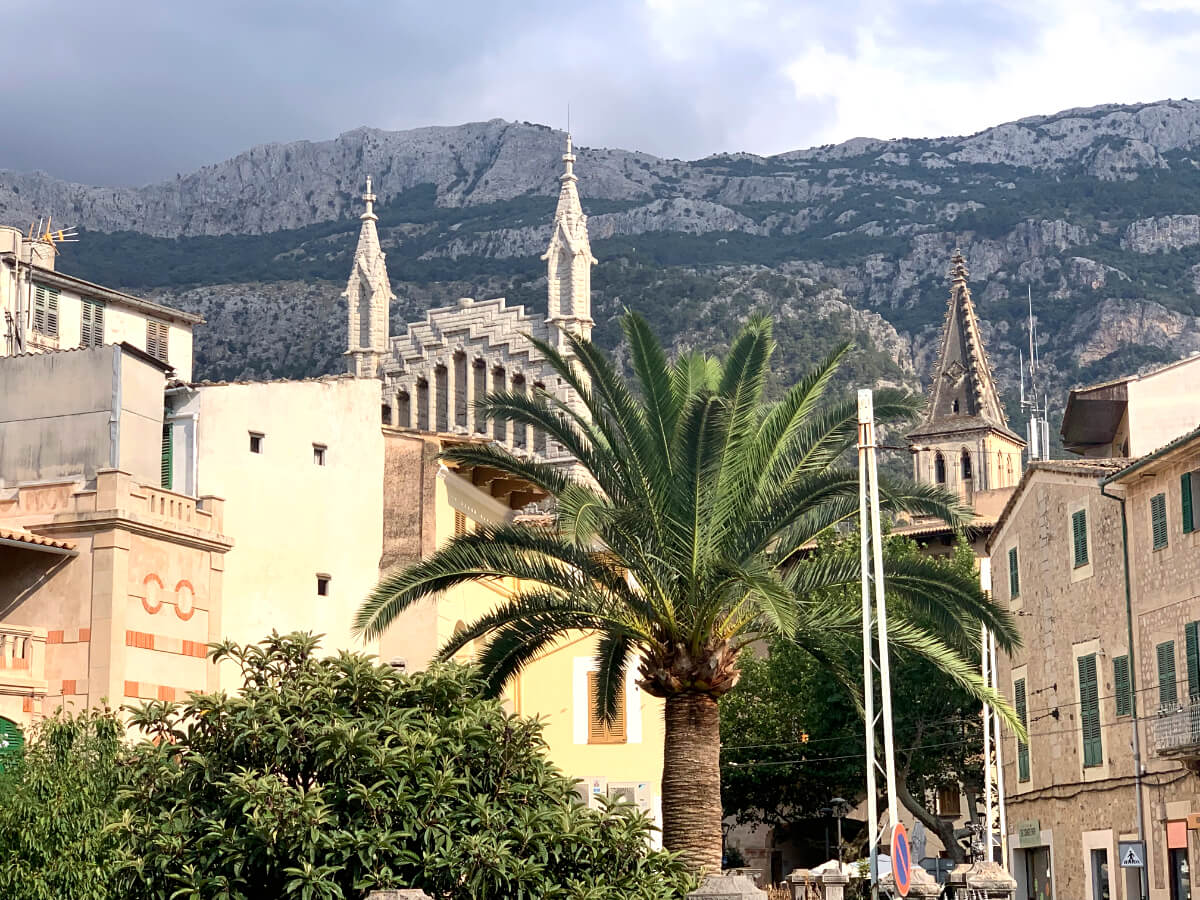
[349,137,593,464]
[992,417,1200,900]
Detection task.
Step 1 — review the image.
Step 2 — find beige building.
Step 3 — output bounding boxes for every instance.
[992,420,1200,900]
[1062,355,1200,459]
[0,344,231,730]
[0,226,199,380]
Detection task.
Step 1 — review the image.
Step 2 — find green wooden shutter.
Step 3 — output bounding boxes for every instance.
[80,300,104,348]
[1187,623,1200,702]
[0,717,24,772]
[1072,510,1089,568]
[1015,678,1030,782]
[1152,493,1168,549]
[1009,547,1020,598]
[1158,640,1178,710]
[33,283,59,337]
[1114,655,1132,717]
[1079,654,1103,767]
[160,422,173,490]
[1183,473,1195,535]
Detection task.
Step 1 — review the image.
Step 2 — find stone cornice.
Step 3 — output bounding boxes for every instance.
[32,509,234,553]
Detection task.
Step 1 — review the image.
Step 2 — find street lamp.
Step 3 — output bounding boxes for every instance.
[830,798,848,862]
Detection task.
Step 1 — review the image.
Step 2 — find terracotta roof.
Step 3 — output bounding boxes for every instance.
[987,458,1134,551]
[0,527,76,554]
[188,374,358,387]
[893,516,998,540]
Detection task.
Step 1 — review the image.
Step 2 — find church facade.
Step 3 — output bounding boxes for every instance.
[345,138,594,465]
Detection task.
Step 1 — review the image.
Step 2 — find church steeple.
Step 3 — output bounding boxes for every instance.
[344,176,395,377]
[543,134,596,350]
[919,249,1011,430]
[908,250,1025,498]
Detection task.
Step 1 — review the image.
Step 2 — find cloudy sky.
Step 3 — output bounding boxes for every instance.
[9,0,1200,185]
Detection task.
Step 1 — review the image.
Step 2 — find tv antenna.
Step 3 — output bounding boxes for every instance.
[1019,284,1050,461]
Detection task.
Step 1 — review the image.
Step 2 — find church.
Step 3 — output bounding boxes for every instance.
[344,136,594,464]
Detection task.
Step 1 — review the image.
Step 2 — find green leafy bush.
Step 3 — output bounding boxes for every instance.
[116,632,693,900]
[0,706,128,900]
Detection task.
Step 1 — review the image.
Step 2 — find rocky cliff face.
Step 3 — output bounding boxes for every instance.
[19,97,1200,446]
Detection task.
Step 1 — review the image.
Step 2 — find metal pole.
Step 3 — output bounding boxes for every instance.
[863,391,900,828]
[982,622,994,859]
[991,630,1009,868]
[859,391,880,899]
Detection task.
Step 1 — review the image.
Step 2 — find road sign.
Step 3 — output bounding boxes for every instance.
[892,823,911,897]
[1119,840,1145,869]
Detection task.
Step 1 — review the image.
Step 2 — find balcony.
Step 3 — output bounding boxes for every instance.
[1151,702,1200,769]
[0,625,47,709]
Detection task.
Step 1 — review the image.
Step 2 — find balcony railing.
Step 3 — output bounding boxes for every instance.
[1151,701,1200,757]
[0,625,46,686]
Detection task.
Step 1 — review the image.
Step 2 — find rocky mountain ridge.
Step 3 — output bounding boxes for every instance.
[12,97,1200,445]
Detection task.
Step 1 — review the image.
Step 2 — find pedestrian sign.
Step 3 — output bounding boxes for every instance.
[1119,840,1145,868]
[891,822,911,897]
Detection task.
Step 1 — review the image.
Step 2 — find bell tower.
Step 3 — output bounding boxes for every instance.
[344,177,394,378]
[908,251,1026,502]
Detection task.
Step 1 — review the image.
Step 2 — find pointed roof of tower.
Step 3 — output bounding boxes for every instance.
[909,250,1022,442]
[543,135,596,264]
[353,176,383,262]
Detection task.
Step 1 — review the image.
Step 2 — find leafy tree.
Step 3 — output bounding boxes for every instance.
[721,538,991,863]
[117,632,693,900]
[0,706,128,900]
[355,313,1019,873]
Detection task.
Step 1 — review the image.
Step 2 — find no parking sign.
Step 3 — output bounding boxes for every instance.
[891,823,911,897]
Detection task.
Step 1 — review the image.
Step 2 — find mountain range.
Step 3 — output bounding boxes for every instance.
[11,98,1200,442]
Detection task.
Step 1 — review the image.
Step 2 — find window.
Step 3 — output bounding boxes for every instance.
[1183,472,1199,534]
[160,423,173,490]
[935,452,946,484]
[146,319,169,363]
[586,671,626,745]
[316,575,330,596]
[1187,622,1200,702]
[249,432,263,454]
[32,283,58,337]
[1015,677,1030,782]
[1072,509,1089,568]
[937,785,961,817]
[313,444,326,466]
[1008,547,1020,598]
[1114,655,1132,717]
[1079,653,1102,767]
[1152,493,1168,550]
[1091,849,1110,900]
[80,299,104,348]
[1158,640,1179,711]
[961,449,972,480]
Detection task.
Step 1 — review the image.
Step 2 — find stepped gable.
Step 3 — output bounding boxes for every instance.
[388,296,552,375]
[910,250,1021,442]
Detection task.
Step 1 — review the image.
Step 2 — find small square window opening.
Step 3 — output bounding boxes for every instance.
[249,433,264,454]
[313,444,327,466]
[316,575,330,596]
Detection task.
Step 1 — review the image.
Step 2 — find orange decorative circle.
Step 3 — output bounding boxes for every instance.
[142,573,164,614]
[174,580,196,621]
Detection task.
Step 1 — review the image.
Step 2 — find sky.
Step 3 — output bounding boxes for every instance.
[8,0,1200,186]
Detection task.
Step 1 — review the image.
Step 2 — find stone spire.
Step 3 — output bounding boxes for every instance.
[543,134,596,349]
[344,176,395,377]
[916,249,1012,432]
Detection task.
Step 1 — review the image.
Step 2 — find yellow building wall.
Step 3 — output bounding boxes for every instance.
[379,461,666,834]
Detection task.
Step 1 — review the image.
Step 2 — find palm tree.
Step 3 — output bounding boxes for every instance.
[355,313,1018,874]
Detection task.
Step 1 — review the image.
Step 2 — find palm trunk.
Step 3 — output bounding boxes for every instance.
[661,691,723,874]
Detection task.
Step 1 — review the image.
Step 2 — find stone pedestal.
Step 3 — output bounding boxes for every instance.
[880,862,942,899]
[688,873,769,899]
[947,861,1017,900]
[819,870,850,900]
[366,891,432,900]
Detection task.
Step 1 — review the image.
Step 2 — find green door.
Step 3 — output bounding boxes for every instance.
[0,717,23,772]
